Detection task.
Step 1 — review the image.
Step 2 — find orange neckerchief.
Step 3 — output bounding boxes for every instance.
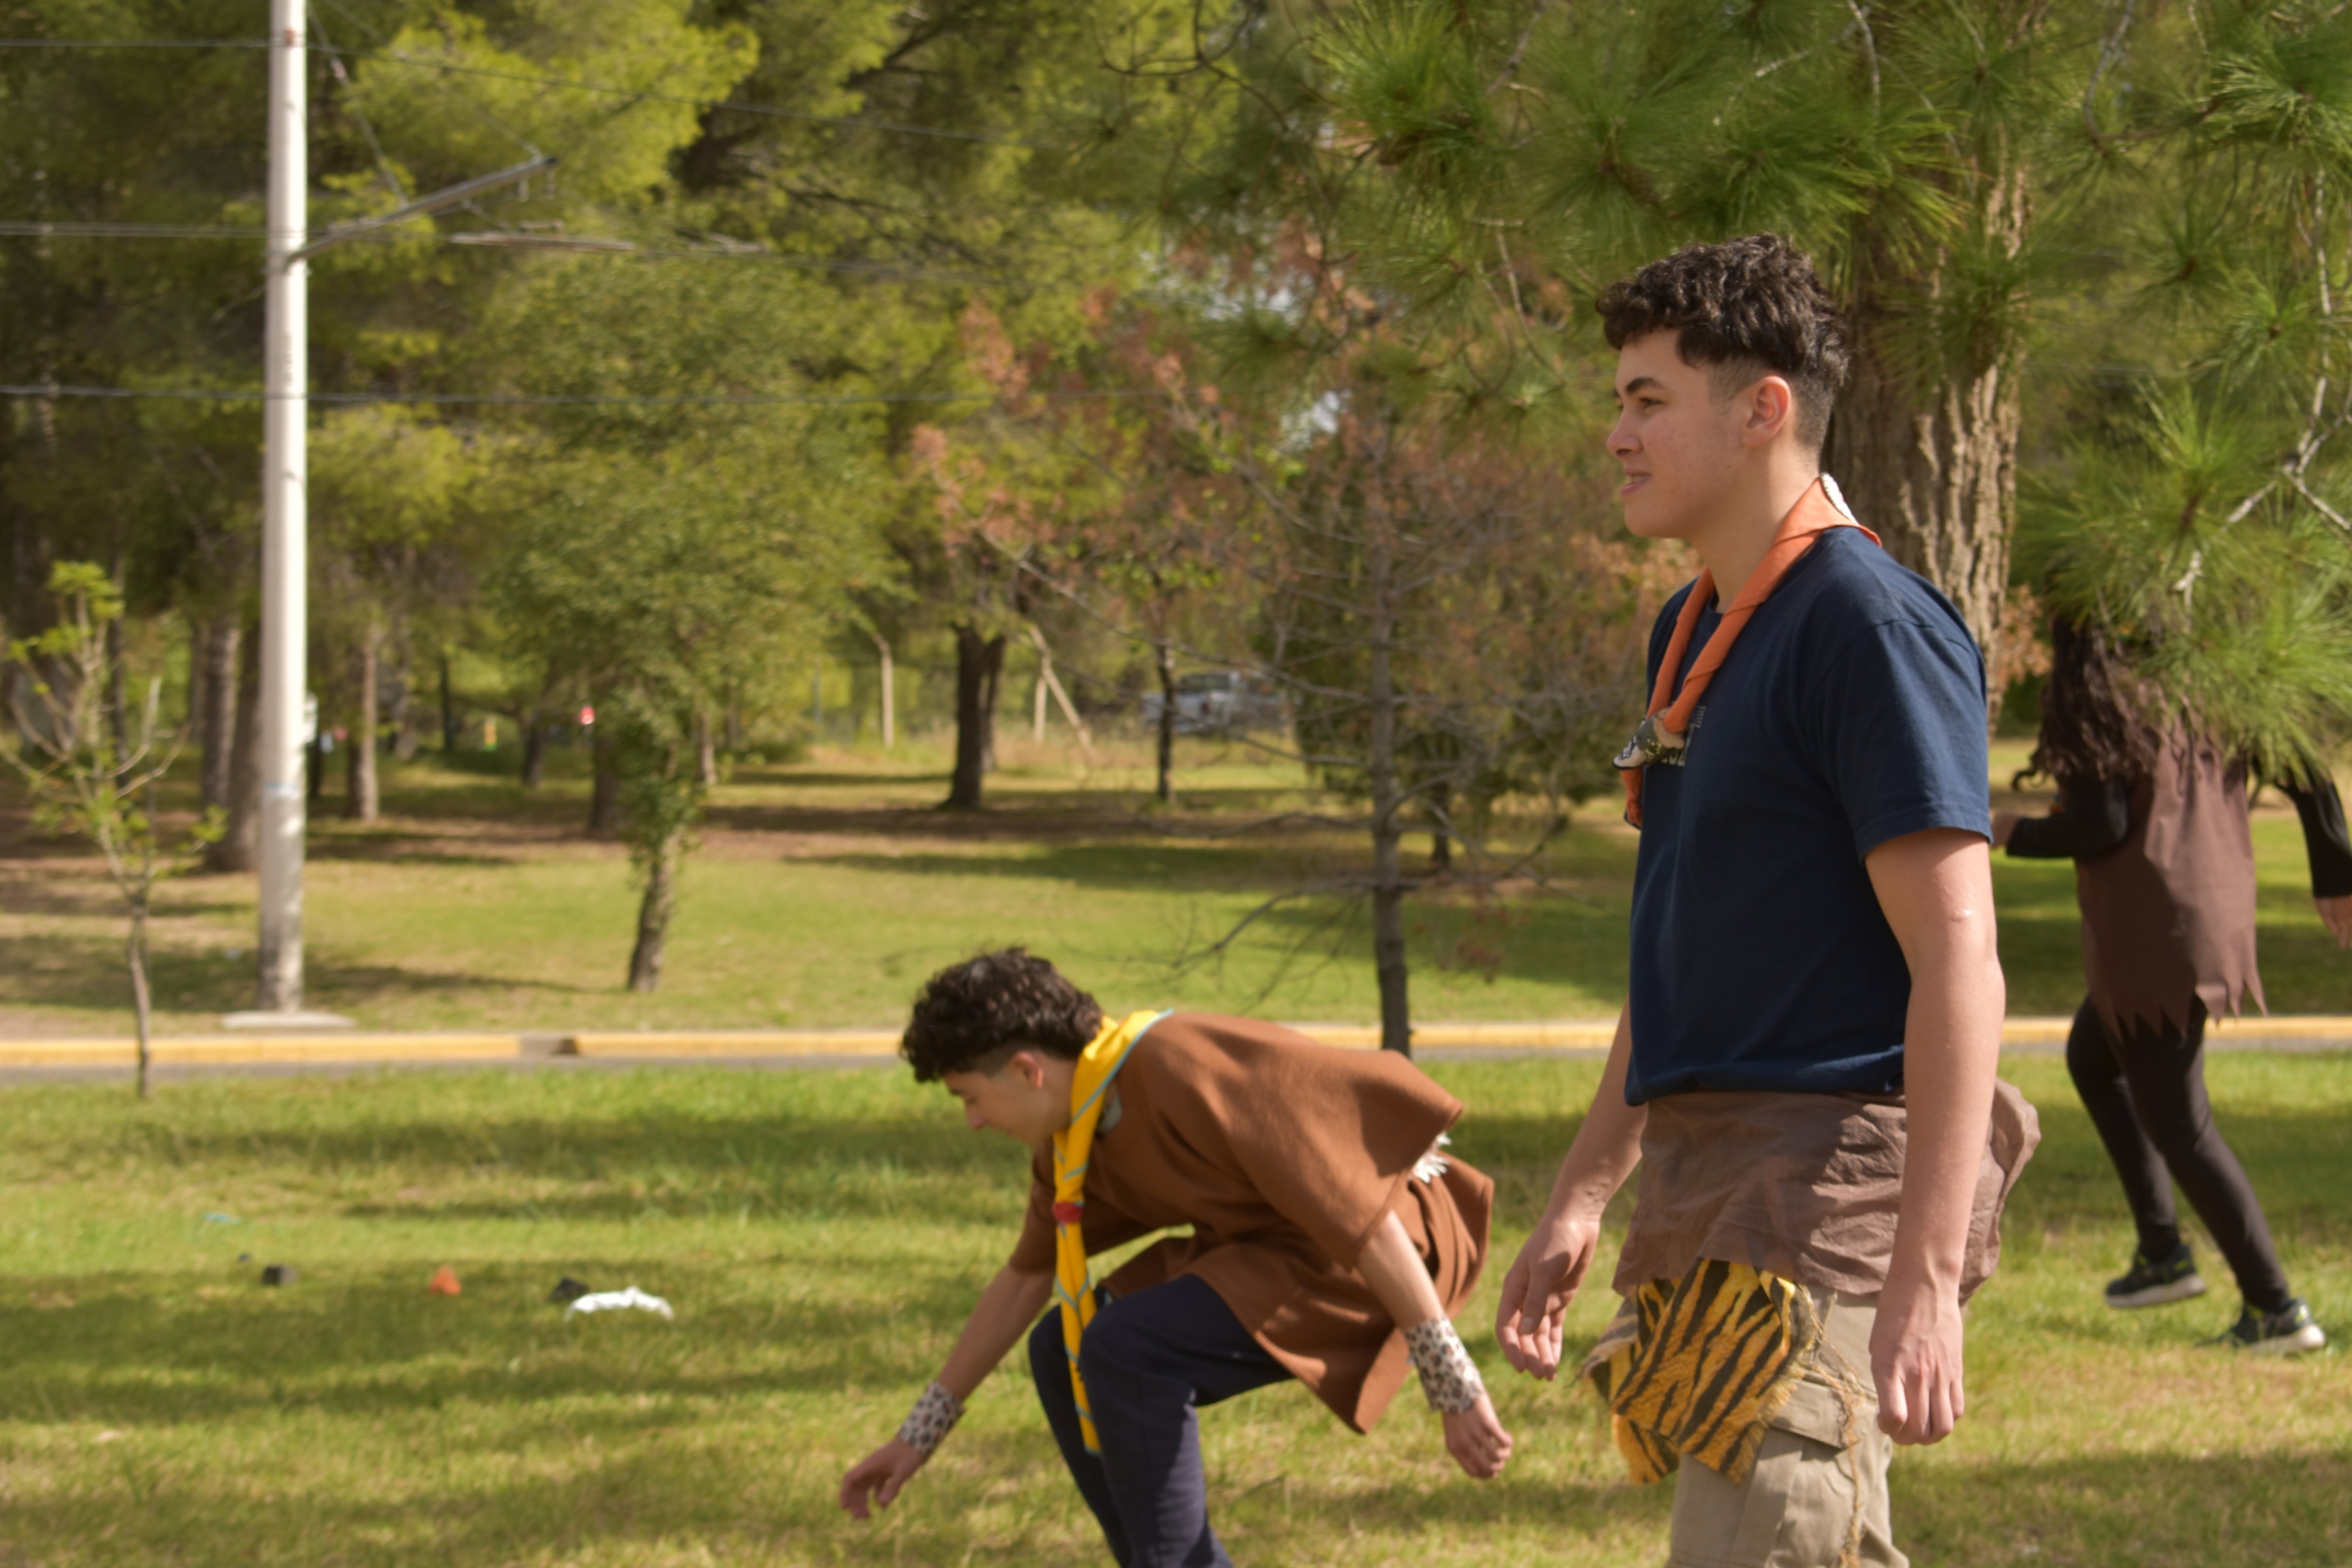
[1616,478,1880,828]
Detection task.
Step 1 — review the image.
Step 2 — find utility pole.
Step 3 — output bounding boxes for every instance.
[253,0,311,1016]
[234,20,552,1025]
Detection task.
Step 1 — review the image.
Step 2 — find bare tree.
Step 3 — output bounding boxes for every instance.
[5,564,221,1098]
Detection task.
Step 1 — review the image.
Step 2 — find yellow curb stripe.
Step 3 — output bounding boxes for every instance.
[0,1035,520,1067]
[563,1031,900,1058]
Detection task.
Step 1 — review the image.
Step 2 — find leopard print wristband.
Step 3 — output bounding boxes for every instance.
[896,1380,964,1457]
[1404,1319,1486,1415]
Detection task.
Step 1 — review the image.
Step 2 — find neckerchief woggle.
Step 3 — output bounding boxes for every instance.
[1616,475,1878,828]
[1054,1008,1171,1454]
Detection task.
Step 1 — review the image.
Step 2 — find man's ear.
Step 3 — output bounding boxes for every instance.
[1003,1048,1050,1090]
[1739,374,1796,448]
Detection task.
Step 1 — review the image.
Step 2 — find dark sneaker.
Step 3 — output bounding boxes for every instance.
[2213,1297,2328,1356]
[2105,1243,2208,1309]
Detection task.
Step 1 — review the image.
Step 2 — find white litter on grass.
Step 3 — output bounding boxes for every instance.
[563,1287,675,1321]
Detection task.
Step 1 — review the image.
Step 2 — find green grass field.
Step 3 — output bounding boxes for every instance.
[1,1053,2347,1566]
[4,737,2348,1038]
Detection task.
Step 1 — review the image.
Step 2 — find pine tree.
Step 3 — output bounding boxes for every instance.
[2015,4,2352,771]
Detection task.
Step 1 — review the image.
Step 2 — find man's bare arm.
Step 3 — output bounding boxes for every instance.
[841,1263,1054,1519]
[1494,999,1647,1379]
[1356,1211,1515,1478]
[1863,826,2004,1447]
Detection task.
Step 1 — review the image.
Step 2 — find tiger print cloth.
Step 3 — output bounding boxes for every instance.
[1580,1257,1859,1486]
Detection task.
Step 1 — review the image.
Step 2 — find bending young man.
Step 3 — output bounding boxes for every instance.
[1496,236,2038,1567]
[840,948,1509,1567]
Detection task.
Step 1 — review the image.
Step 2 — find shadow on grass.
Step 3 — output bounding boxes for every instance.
[0,931,590,1017]
[0,1261,993,1425]
[0,1421,2343,1566]
[302,831,529,869]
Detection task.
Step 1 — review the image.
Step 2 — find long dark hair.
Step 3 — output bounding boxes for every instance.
[2029,619,2160,787]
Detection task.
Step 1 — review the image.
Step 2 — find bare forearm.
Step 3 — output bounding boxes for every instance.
[1890,953,2002,1292]
[1542,1001,1647,1225]
[1864,830,2005,1295]
[1357,1210,1448,1327]
[938,1265,1054,1400]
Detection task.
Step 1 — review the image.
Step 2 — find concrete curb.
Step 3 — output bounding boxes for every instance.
[3,1015,2347,1069]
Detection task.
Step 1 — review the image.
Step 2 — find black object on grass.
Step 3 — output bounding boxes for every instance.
[549,1276,591,1304]
[261,1264,299,1286]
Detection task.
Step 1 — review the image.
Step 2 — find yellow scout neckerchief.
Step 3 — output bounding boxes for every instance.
[1053,1008,1170,1454]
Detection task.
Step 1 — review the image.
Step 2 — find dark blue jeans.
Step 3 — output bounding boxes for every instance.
[1028,1274,1291,1567]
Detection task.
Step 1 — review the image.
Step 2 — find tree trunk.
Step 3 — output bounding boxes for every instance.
[197,617,240,813]
[103,610,129,784]
[943,626,1005,810]
[1828,193,2026,716]
[695,712,718,787]
[7,489,52,748]
[1428,780,1453,873]
[345,629,379,821]
[206,625,262,872]
[1154,638,1178,805]
[626,825,681,992]
[438,651,460,753]
[872,632,895,749]
[389,653,419,760]
[587,724,620,833]
[1366,528,1411,1055]
[185,621,206,761]
[521,711,548,788]
[128,899,153,1101]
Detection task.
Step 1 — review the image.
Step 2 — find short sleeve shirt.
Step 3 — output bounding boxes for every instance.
[1626,525,1990,1103]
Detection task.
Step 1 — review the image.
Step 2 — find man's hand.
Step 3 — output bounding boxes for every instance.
[2317,894,2352,949]
[1869,1273,1966,1446]
[1494,1209,1602,1380]
[1442,1393,1514,1479]
[840,1437,927,1520]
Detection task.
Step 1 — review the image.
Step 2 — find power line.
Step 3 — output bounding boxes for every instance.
[0,37,1056,149]
[0,221,267,239]
[0,218,1078,290]
[0,38,264,48]
[0,382,1137,408]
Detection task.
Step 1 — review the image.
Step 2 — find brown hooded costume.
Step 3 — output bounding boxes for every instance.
[2073,734,2263,1035]
[1007,1012,1492,1433]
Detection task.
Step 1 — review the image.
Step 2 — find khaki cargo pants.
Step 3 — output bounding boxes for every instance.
[1666,1293,1907,1568]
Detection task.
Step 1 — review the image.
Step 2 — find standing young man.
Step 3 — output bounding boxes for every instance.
[1495,236,2037,1567]
[840,948,1509,1567]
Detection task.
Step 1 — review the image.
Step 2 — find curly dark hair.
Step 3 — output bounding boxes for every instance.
[1597,233,1851,451]
[899,947,1106,1082]
[2030,618,2159,787]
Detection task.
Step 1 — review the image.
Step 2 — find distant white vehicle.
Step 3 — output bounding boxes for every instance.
[1142,670,1287,735]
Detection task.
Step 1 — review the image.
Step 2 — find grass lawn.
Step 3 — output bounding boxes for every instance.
[1,1053,2347,1566]
[5,737,2349,1039]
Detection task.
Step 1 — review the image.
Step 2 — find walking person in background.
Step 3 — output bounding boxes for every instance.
[1995,619,2352,1354]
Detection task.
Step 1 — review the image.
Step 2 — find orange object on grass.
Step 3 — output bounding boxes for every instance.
[428,1265,462,1296]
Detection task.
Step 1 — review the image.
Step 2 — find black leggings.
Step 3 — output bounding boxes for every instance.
[2066,999,2291,1312]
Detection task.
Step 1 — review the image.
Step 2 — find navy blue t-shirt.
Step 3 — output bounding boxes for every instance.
[1625,525,1989,1104]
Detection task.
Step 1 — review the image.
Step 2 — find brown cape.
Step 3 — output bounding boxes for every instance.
[1008,1012,1493,1433]
[2077,733,2263,1035]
